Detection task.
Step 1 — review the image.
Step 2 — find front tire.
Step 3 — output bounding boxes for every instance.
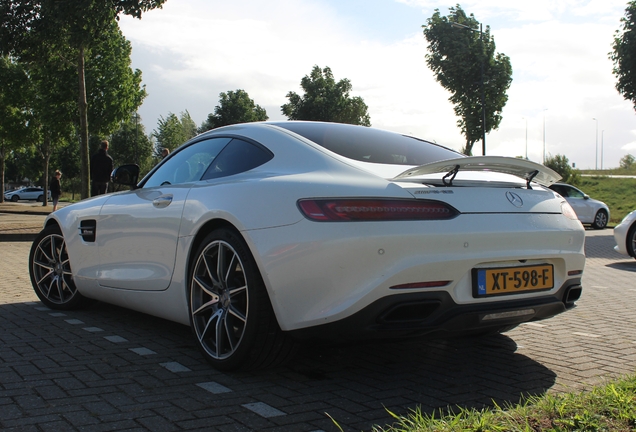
[189,228,295,371]
[627,223,636,260]
[11,195,19,202]
[29,225,85,309]
[592,210,608,229]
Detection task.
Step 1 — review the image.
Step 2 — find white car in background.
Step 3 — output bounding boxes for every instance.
[614,210,636,260]
[4,187,51,202]
[28,121,586,371]
[548,183,610,229]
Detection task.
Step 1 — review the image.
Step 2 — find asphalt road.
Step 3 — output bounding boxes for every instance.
[1,229,635,431]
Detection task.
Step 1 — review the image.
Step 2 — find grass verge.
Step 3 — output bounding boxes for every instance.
[370,374,636,431]
[575,176,636,225]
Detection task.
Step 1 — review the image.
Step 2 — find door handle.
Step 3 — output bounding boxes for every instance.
[153,195,173,208]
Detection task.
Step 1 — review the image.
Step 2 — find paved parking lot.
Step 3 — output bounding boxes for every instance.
[1,229,635,431]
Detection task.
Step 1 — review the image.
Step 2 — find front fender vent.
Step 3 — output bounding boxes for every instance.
[79,220,96,242]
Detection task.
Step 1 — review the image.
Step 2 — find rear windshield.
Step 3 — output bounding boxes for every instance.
[272,121,461,166]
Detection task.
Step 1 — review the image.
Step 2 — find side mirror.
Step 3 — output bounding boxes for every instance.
[583,194,590,200]
[111,164,140,188]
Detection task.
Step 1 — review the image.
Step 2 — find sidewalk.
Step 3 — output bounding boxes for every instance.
[0,201,62,241]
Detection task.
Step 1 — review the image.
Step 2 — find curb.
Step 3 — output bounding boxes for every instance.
[0,233,37,242]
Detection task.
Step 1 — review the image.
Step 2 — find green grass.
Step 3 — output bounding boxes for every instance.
[574,176,636,225]
[368,375,636,432]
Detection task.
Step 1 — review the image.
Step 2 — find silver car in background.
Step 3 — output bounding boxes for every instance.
[548,183,609,229]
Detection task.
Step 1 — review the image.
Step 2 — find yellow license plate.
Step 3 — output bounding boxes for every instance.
[473,264,554,297]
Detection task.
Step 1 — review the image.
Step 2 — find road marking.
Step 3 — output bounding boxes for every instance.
[197,382,232,394]
[161,362,191,373]
[65,319,84,325]
[49,312,66,317]
[242,402,286,418]
[129,347,156,356]
[104,335,128,343]
[83,327,104,332]
[522,322,546,328]
[573,332,601,338]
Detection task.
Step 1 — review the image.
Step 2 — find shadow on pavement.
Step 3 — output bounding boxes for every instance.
[1,298,557,431]
[584,232,624,259]
[606,261,636,272]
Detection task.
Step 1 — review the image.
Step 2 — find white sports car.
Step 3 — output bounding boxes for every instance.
[29,121,586,371]
[614,210,636,259]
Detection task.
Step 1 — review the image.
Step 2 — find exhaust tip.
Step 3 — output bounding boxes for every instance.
[564,286,582,305]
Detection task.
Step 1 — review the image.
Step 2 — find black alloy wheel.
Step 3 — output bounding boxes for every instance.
[627,223,636,259]
[188,228,295,371]
[592,210,608,229]
[29,225,85,309]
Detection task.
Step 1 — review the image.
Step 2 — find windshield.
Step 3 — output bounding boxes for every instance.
[272,122,462,166]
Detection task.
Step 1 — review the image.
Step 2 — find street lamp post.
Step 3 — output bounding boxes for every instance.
[451,21,486,156]
[522,117,528,159]
[601,130,604,170]
[543,109,547,164]
[592,118,598,170]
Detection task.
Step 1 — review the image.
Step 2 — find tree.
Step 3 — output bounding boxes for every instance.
[611,2,636,112]
[423,5,512,155]
[620,153,636,170]
[545,154,580,184]
[86,20,147,140]
[199,89,268,133]
[0,0,167,199]
[1,17,146,204]
[0,57,33,203]
[281,65,371,126]
[109,113,153,175]
[152,111,197,158]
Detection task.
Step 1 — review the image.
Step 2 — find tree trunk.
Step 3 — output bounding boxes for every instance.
[41,135,51,207]
[78,46,90,199]
[0,142,5,204]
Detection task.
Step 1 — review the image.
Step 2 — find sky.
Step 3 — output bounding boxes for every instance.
[118,0,636,170]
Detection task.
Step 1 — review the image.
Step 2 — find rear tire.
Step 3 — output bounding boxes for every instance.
[592,210,608,229]
[29,225,86,309]
[37,195,44,202]
[188,228,296,371]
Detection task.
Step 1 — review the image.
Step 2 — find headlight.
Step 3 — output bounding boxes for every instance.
[620,211,635,224]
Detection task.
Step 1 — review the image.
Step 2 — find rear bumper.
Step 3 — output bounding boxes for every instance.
[288,278,582,340]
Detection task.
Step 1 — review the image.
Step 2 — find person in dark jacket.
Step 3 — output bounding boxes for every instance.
[91,140,114,196]
[51,170,62,211]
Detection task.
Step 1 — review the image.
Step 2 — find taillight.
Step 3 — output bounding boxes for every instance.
[561,201,578,221]
[297,198,459,222]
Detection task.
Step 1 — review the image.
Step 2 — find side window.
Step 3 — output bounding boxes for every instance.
[567,187,584,199]
[551,185,566,197]
[143,138,232,188]
[202,139,273,180]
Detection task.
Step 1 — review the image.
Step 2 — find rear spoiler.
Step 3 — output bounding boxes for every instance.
[393,156,561,188]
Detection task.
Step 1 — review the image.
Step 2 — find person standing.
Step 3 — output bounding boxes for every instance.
[50,170,62,211]
[91,140,114,196]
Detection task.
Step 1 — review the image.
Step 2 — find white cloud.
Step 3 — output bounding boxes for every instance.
[120,0,636,168]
